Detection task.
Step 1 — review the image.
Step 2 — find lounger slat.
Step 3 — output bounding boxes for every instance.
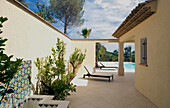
[84,65,114,82]
[99,62,118,69]
[92,73,113,76]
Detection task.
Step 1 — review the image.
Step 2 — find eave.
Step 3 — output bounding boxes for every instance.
[112,0,157,38]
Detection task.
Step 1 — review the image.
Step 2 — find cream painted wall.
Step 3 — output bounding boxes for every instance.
[70,40,118,75]
[0,0,72,88]
[119,0,170,107]
[70,41,96,75]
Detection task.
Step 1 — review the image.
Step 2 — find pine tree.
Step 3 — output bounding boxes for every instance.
[17,0,28,7]
[50,0,85,34]
[35,2,57,23]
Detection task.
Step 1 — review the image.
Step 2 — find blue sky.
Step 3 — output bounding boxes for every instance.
[25,0,146,51]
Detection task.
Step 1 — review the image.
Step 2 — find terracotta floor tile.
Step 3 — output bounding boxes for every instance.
[67,72,158,108]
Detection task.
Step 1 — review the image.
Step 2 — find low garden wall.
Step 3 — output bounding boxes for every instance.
[0,60,70,108]
[22,95,70,108]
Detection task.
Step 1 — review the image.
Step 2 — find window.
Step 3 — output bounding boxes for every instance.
[141,38,147,65]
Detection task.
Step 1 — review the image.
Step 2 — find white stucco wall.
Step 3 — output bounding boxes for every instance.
[0,0,72,88]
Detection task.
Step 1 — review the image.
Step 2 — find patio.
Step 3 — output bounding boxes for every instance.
[67,71,158,108]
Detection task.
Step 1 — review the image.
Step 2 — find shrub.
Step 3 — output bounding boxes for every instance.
[34,38,76,100]
[52,79,76,100]
[0,17,22,103]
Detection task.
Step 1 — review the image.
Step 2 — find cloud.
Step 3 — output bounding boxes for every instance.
[101,43,119,52]
[26,0,138,50]
[26,0,146,39]
[42,0,50,6]
[100,43,135,52]
[69,0,147,39]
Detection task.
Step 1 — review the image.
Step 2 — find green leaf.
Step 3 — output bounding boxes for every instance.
[0,86,5,89]
[0,17,8,23]
[6,89,14,94]
[0,24,2,27]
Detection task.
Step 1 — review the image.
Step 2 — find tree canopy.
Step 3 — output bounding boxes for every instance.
[35,2,57,24]
[96,43,115,62]
[50,0,85,34]
[81,28,92,39]
[96,43,135,65]
[124,46,132,62]
[17,0,28,7]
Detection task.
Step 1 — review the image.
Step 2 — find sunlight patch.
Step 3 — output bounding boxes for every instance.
[71,75,88,86]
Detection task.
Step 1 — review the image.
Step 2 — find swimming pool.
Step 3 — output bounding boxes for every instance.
[114,62,135,69]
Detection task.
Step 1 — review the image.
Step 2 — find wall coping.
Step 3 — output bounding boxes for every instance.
[29,95,70,108]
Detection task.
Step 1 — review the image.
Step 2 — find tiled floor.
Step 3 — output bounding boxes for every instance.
[66,71,158,108]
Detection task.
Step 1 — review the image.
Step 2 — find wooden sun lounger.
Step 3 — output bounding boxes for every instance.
[99,62,118,69]
[83,65,114,82]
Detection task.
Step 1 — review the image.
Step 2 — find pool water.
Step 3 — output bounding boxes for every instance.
[114,62,135,69]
